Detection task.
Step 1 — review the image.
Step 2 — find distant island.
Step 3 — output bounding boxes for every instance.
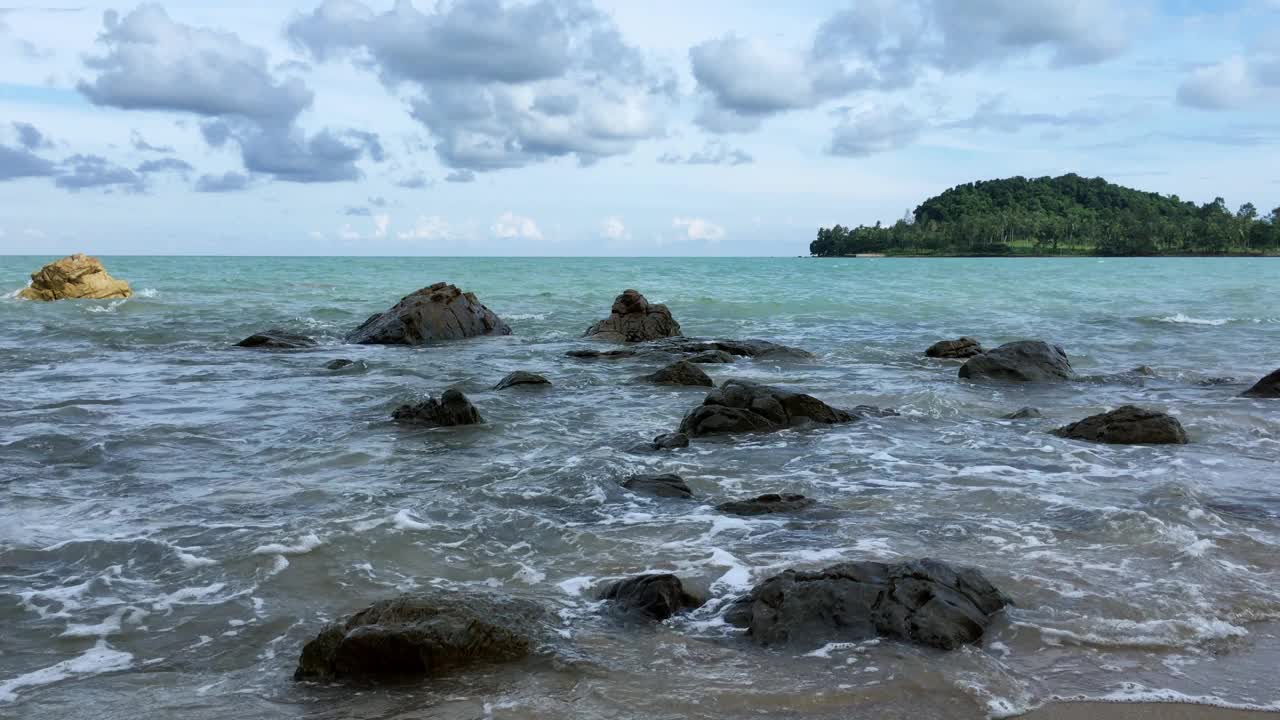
[811,174,1280,257]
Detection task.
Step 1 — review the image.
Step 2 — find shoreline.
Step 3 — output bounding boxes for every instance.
[1024,703,1280,720]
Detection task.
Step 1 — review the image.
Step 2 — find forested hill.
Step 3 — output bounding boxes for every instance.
[811,174,1280,257]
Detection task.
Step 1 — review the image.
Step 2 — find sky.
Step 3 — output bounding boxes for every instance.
[0,0,1278,256]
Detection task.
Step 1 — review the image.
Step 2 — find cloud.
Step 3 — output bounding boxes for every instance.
[0,144,58,181]
[672,216,726,242]
[288,0,671,172]
[942,95,1109,132]
[344,206,371,216]
[491,211,543,240]
[194,171,251,192]
[398,215,453,241]
[445,169,475,183]
[55,154,146,192]
[690,0,1142,133]
[136,157,194,174]
[1177,48,1280,110]
[78,6,380,184]
[600,216,628,240]
[397,174,431,189]
[13,122,52,150]
[829,104,924,157]
[131,130,174,154]
[658,140,753,166]
[368,195,387,207]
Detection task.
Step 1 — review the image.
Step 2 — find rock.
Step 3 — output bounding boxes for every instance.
[677,380,865,437]
[650,432,690,450]
[583,289,681,342]
[716,493,816,516]
[926,337,984,359]
[598,574,704,621]
[958,340,1074,382]
[724,559,1011,651]
[658,338,812,359]
[687,350,736,364]
[1003,407,1042,420]
[293,590,545,682]
[348,282,511,345]
[1053,406,1188,445]
[18,253,132,301]
[326,359,355,370]
[494,371,551,391]
[639,360,714,387]
[622,473,694,499]
[566,348,639,360]
[236,329,318,349]
[1242,369,1280,398]
[392,389,483,426]
[1130,365,1158,377]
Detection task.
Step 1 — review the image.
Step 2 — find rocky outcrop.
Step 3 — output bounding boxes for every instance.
[1003,407,1042,420]
[678,380,881,437]
[926,337,984,359]
[348,282,511,345]
[236,329,317,349]
[583,289,681,342]
[294,591,546,682]
[622,473,694,499]
[959,340,1074,382]
[724,559,1011,651]
[392,389,483,426]
[1053,406,1188,445]
[687,350,736,364]
[494,371,551,391]
[598,574,704,621]
[639,360,713,387]
[1242,369,1280,398]
[716,493,816,516]
[18,254,132,301]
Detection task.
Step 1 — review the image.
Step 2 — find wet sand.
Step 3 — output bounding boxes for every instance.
[1026,703,1279,720]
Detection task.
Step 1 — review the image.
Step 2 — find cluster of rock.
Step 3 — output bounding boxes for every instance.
[678,379,891,438]
[583,289,681,342]
[392,389,483,426]
[18,254,132,301]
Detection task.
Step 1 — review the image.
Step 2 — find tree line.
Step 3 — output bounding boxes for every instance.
[811,174,1280,257]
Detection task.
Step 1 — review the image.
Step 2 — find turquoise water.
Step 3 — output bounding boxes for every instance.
[1,256,1279,719]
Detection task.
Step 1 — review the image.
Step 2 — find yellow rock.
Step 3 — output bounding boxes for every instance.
[18,253,133,301]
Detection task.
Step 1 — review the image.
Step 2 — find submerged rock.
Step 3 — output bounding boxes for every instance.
[959,340,1074,382]
[348,282,511,345]
[583,289,681,342]
[658,338,812,359]
[494,371,551,391]
[926,337,984,359]
[1242,368,1280,398]
[598,574,704,621]
[678,380,876,437]
[1053,406,1188,445]
[294,590,546,682]
[622,473,694,499]
[325,358,356,370]
[716,493,816,516]
[392,389,483,426]
[724,558,1011,650]
[639,360,714,387]
[650,432,690,450]
[1003,407,1042,420]
[687,349,736,364]
[18,253,132,301]
[566,348,639,360]
[236,328,318,349]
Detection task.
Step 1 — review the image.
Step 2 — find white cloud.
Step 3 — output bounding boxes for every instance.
[829,104,925,156]
[672,216,726,242]
[600,216,629,240]
[398,215,453,241]
[491,211,543,240]
[373,213,389,239]
[1177,55,1272,110]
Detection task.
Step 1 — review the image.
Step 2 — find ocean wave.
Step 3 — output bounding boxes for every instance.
[1153,313,1232,326]
[135,288,159,298]
[0,641,134,704]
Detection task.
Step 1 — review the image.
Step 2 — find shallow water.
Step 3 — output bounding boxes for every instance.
[1,256,1279,719]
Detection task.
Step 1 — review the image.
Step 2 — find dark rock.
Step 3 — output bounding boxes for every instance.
[494,371,551,391]
[1003,407,1042,420]
[1130,365,1158,377]
[926,337,984,359]
[566,348,639,360]
[598,574,704,621]
[651,432,690,450]
[236,328,318,349]
[622,473,694,499]
[678,380,868,437]
[326,359,356,370]
[687,350,736,364]
[1053,405,1188,445]
[293,590,545,682]
[959,340,1074,382]
[348,282,511,345]
[639,360,714,387]
[1242,368,1280,398]
[724,558,1011,651]
[583,289,681,342]
[716,493,816,516]
[392,389,483,426]
[658,338,812,359]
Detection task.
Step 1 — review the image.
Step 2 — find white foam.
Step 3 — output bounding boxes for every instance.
[504,313,547,320]
[1053,683,1280,712]
[252,533,322,555]
[1154,313,1231,326]
[176,550,217,568]
[85,299,129,314]
[0,641,133,704]
[557,576,595,596]
[392,510,432,531]
[151,583,228,613]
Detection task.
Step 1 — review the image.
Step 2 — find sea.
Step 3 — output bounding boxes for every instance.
[1,256,1278,719]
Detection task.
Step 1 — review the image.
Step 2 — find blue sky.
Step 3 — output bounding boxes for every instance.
[0,0,1277,256]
